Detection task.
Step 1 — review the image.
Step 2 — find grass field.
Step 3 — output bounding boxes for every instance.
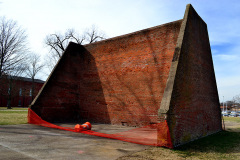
[1,109,240,159]
[224,116,240,123]
[0,107,28,125]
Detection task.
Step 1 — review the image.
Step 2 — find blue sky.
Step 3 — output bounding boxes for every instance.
[0,0,239,102]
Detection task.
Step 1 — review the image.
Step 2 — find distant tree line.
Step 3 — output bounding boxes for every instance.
[221,94,240,109]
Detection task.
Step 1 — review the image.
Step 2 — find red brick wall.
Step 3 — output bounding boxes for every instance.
[0,78,44,107]
[167,6,222,146]
[31,45,89,122]
[85,21,182,126]
[31,20,182,125]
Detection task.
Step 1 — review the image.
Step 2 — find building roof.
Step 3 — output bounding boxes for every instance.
[7,75,45,83]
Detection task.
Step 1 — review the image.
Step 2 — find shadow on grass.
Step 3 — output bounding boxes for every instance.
[175,131,240,156]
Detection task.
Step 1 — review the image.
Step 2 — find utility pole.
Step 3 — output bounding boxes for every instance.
[223,96,224,112]
[226,102,228,112]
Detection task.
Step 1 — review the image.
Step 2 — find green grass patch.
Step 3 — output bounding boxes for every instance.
[0,107,28,111]
[0,109,28,125]
[119,131,240,160]
[175,131,240,159]
[224,117,240,123]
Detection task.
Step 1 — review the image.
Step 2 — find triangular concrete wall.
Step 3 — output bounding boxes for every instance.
[158,4,222,147]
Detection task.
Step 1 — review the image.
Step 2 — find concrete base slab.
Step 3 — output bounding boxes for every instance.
[0,124,150,160]
[56,123,137,134]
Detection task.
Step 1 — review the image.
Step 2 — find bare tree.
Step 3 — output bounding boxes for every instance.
[44,25,106,72]
[0,17,28,77]
[26,53,44,101]
[0,17,29,108]
[84,25,105,43]
[44,29,84,71]
[233,95,240,105]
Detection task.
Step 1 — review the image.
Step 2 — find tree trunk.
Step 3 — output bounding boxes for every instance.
[31,79,35,101]
[7,79,13,109]
[7,93,12,109]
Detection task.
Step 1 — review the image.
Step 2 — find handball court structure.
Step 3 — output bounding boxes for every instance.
[29,4,222,148]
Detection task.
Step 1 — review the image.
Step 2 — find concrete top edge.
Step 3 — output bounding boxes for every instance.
[83,19,183,47]
[185,4,206,25]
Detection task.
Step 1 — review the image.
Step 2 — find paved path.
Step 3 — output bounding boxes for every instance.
[0,124,150,160]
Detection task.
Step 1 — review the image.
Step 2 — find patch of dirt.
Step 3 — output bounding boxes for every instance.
[117,147,185,160]
[224,121,240,132]
[118,120,240,160]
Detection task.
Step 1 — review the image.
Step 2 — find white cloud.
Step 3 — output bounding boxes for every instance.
[217,76,240,101]
[214,54,240,61]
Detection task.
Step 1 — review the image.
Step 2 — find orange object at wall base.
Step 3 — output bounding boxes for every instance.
[74,124,82,132]
[28,108,172,148]
[82,122,92,130]
[75,122,92,132]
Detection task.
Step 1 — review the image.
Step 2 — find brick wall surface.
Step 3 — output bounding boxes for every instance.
[167,5,222,147]
[0,78,43,107]
[31,45,93,122]
[31,20,182,125]
[85,21,181,126]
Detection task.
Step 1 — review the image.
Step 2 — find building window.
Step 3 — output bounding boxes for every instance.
[8,87,10,94]
[18,99,21,106]
[19,88,22,96]
[30,89,32,96]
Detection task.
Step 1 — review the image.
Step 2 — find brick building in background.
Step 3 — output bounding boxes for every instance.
[0,76,44,107]
[30,4,222,147]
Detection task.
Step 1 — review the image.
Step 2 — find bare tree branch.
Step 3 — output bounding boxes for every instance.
[25,53,44,101]
[233,94,240,106]
[0,17,29,78]
[44,25,106,72]
[84,25,106,44]
[26,53,44,80]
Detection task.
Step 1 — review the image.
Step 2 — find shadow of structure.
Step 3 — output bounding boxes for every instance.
[176,131,240,154]
[82,19,181,127]
[31,43,110,123]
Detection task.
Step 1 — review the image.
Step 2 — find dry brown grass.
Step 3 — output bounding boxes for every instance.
[118,117,240,160]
